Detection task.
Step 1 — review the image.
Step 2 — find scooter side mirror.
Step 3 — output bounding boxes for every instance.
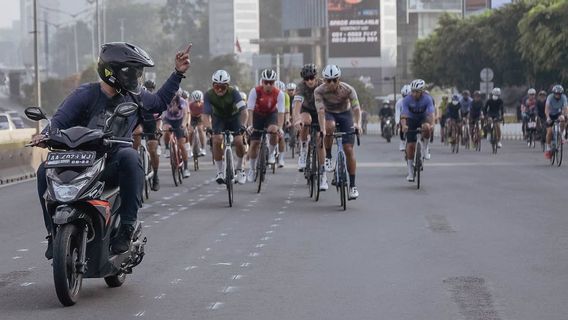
[25,107,47,122]
[115,102,138,118]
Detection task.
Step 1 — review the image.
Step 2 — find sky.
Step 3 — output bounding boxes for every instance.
[0,1,19,29]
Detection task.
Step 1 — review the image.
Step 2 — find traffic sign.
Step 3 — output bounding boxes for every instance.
[480,68,494,82]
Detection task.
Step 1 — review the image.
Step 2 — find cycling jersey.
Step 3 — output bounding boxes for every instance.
[470,100,483,119]
[401,93,434,120]
[447,102,461,120]
[459,96,472,114]
[189,101,204,117]
[395,98,404,123]
[484,98,504,118]
[522,96,537,112]
[314,82,360,113]
[293,79,324,112]
[247,86,285,115]
[536,99,546,119]
[164,97,187,121]
[439,99,448,115]
[204,87,246,118]
[546,93,568,116]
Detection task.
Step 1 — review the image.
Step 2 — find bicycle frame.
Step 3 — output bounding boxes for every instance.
[331,127,359,210]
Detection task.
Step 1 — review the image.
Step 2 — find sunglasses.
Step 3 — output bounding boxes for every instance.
[213,83,228,90]
[325,79,338,83]
[263,80,275,85]
[303,76,315,81]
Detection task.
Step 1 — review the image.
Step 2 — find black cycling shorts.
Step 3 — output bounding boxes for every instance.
[325,110,355,145]
[165,118,185,139]
[251,112,278,140]
[406,115,427,143]
[190,116,202,128]
[212,113,242,135]
[301,107,319,125]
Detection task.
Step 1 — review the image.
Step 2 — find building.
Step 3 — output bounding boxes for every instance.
[209,0,260,65]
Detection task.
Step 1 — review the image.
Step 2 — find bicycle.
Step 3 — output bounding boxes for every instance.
[461,121,470,150]
[471,119,482,152]
[303,123,321,201]
[549,119,563,166]
[133,132,158,200]
[190,123,204,171]
[254,130,277,193]
[537,117,546,152]
[330,127,360,210]
[221,130,238,207]
[405,129,424,189]
[449,119,460,153]
[167,128,184,186]
[486,118,499,154]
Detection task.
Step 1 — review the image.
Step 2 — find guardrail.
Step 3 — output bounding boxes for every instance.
[0,128,46,185]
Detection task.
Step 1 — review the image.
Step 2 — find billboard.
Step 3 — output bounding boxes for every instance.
[328,0,381,59]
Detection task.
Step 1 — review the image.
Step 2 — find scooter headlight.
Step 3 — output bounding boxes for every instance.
[52,179,90,202]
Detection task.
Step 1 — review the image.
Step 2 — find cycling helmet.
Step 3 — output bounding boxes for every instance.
[462,89,470,96]
[286,82,297,91]
[552,85,564,94]
[491,88,501,96]
[473,90,481,97]
[191,90,203,101]
[410,79,426,92]
[538,90,547,96]
[143,79,156,91]
[97,42,154,94]
[181,90,189,99]
[527,88,536,95]
[400,84,411,97]
[275,80,286,91]
[322,64,341,79]
[451,94,460,105]
[260,69,277,81]
[300,64,317,78]
[212,70,230,84]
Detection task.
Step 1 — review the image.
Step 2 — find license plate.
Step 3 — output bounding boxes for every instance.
[528,122,537,128]
[45,151,97,168]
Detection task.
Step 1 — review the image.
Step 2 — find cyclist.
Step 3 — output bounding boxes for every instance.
[315,64,361,199]
[246,69,286,182]
[400,79,434,182]
[536,90,547,123]
[396,84,411,151]
[163,92,191,178]
[203,70,248,184]
[188,90,206,157]
[521,88,537,139]
[484,87,504,148]
[275,80,290,168]
[438,95,449,143]
[286,82,297,117]
[285,82,297,158]
[33,42,191,257]
[133,79,162,191]
[293,64,323,173]
[544,85,568,159]
[469,91,484,146]
[447,94,462,144]
[459,90,472,120]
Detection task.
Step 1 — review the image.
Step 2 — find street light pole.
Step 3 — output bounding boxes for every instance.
[33,0,42,132]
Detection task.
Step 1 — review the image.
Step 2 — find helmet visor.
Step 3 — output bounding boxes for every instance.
[117,66,144,94]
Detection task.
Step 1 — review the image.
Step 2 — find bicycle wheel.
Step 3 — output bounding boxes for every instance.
[415,143,422,190]
[225,149,234,207]
[177,147,184,185]
[256,143,266,193]
[557,129,563,167]
[170,141,179,187]
[337,152,347,210]
[314,149,321,202]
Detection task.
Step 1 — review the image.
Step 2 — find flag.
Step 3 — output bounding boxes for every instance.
[235,38,242,53]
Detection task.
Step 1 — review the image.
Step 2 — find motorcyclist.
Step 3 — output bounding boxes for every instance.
[379,100,394,136]
[32,42,191,258]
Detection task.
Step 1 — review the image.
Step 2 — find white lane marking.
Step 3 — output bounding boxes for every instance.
[152,214,160,217]
[241,262,251,268]
[222,286,238,294]
[160,216,170,220]
[154,293,166,300]
[274,218,283,221]
[200,256,207,260]
[246,204,254,207]
[20,282,34,287]
[249,252,260,257]
[173,193,180,197]
[260,237,271,241]
[214,262,233,266]
[270,224,280,228]
[205,248,211,252]
[232,274,244,280]
[241,209,250,212]
[40,240,48,244]
[282,206,288,209]
[153,221,160,224]
[27,267,36,270]
[265,230,274,234]
[184,266,198,271]
[162,196,173,200]
[134,311,146,317]
[169,212,179,216]
[209,302,224,310]
[17,249,29,252]
[179,207,188,211]
[191,187,197,191]
[285,200,293,204]
[249,199,258,203]
[12,256,22,260]
[220,233,228,237]
[170,279,182,285]
[215,239,222,243]
[144,225,152,228]
[256,244,265,248]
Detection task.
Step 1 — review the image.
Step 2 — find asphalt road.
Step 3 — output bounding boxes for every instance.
[0,136,567,320]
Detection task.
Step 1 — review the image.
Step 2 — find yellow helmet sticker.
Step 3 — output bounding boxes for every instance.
[104,68,113,77]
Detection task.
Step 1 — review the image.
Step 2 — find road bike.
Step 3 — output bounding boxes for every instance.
[488,118,499,154]
[303,123,321,201]
[190,123,204,171]
[221,130,237,207]
[471,119,482,152]
[526,113,538,149]
[254,130,277,193]
[331,126,359,210]
[461,121,470,150]
[133,132,158,201]
[167,128,184,186]
[549,119,563,166]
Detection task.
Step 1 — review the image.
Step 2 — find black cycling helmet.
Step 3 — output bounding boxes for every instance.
[97,42,154,94]
[300,64,317,79]
[143,79,156,91]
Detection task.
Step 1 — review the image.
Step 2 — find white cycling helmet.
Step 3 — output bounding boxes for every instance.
[527,88,536,95]
[191,90,203,101]
[322,64,341,79]
[552,84,564,94]
[491,88,501,96]
[286,82,297,91]
[212,70,230,84]
[260,69,277,81]
[275,80,286,91]
[401,84,411,97]
[410,79,426,91]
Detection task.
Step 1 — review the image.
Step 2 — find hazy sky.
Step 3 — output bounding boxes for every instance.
[0,1,19,29]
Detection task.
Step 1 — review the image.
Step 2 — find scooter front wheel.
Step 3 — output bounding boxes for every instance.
[53,224,84,306]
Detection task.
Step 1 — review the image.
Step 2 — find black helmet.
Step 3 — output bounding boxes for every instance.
[300,64,317,79]
[143,79,156,91]
[97,42,154,94]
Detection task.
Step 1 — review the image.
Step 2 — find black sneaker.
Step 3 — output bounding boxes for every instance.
[111,224,135,255]
[45,235,53,260]
[151,175,160,191]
